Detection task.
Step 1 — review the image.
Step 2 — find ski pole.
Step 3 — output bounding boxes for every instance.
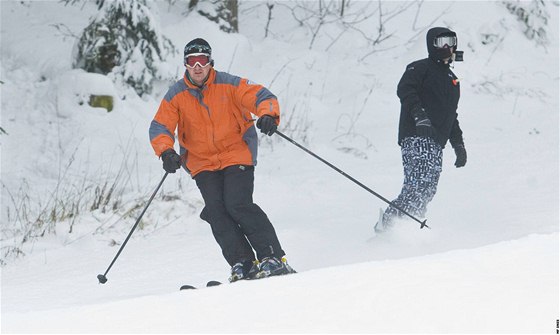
[274,130,429,229]
[97,172,169,284]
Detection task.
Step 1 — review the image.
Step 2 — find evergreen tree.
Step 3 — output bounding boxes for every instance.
[73,0,176,96]
[503,0,550,46]
[194,0,238,33]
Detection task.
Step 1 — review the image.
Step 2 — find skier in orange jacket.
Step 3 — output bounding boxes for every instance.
[149,38,294,282]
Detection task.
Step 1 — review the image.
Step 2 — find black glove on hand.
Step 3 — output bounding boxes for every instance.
[413,107,434,138]
[415,117,434,137]
[161,149,182,173]
[256,115,277,136]
[453,143,467,168]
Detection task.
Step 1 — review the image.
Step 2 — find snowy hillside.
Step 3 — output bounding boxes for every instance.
[1,1,558,333]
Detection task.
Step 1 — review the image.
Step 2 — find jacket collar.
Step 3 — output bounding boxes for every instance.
[429,57,451,68]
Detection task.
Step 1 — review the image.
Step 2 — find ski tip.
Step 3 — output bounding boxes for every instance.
[179,284,196,290]
[206,280,222,287]
[420,219,430,229]
[180,281,222,290]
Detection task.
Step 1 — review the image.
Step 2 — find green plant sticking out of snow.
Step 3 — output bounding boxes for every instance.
[88,95,113,112]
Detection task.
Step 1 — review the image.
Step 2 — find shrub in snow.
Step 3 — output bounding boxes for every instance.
[502,0,550,46]
[73,0,176,96]
[194,0,238,33]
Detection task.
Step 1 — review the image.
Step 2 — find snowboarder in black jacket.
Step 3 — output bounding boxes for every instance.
[375,27,467,232]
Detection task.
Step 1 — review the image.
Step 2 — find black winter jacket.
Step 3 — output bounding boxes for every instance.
[397,27,464,148]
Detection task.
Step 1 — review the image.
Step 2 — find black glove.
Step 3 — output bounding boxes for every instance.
[256,115,277,136]
[415,117,434,137]
[412,107,434,138]
[161,149,182,173]
[453,143,467,168]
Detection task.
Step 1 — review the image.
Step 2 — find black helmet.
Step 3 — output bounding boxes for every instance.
[184,38,212,59]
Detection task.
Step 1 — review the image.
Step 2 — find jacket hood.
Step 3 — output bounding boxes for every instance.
[426,27,457,59]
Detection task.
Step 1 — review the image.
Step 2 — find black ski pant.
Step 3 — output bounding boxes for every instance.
[194,164,285,267]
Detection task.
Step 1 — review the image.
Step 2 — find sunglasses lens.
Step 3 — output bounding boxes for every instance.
[186,55,210,67]
[434,36,456,48]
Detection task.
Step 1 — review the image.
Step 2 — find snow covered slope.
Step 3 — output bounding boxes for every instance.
[3,233,557,333]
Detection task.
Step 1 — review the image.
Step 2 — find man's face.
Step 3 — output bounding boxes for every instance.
[433,35,456,62]
[185,54,212,85]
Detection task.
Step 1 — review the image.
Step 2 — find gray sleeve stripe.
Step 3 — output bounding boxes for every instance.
[214,71,241,86]
[179,145,190,173]
[149,120,174,142]
[255,87,277,108]
[164,79,189,102]
[243,126,258,165]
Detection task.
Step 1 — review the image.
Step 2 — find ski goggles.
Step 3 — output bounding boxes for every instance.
[433,35,457,48]
[185,53,211,68]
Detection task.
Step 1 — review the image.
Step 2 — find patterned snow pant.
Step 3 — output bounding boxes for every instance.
[381,136,443,228]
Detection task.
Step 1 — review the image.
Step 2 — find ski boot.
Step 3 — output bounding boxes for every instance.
[255,256,296,279]
[374,208,386,233]
[229,260,260,283]
[375,208,395,233]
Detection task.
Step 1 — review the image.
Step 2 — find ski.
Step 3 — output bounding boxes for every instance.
[179,284,196,290]
[179,261,297,290]
[179,280,222,290]
[206,280,222,287]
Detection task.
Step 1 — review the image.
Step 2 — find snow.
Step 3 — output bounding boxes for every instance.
[1,1,558,333]
[56,69,119,117]
[3,233,557,333]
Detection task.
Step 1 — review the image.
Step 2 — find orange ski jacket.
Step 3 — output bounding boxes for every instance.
[149,68,280,177]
